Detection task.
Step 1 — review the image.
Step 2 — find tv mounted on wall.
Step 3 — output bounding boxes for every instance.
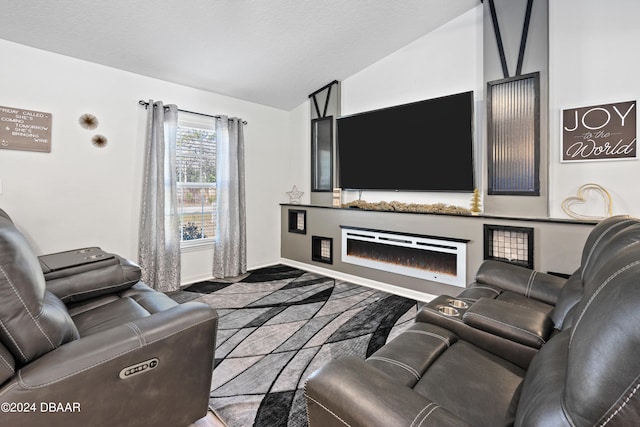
[337,91,475,192]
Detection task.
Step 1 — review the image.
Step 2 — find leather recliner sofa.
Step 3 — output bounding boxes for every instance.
[305,216,640,426]
[0,209,218,427]
[456,215,638,325]
[416,215,639,369]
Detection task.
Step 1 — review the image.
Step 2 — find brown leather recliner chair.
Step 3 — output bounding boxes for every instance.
[0,209,218,427]
[305,217,640,426]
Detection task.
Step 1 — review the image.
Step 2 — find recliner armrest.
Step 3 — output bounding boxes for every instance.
[417,296,538,369]
[44,256,142,303]
[305,358,471,427]
[473,260,566,305]
[462,298,553,349]
[1,302,217,427]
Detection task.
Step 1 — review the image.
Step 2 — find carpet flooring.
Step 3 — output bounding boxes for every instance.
[170,264,418,427]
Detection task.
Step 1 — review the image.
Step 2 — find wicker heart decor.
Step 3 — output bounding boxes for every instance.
[562,183,613,220]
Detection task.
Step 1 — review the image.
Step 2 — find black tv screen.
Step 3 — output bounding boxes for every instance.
[337,91,475,192]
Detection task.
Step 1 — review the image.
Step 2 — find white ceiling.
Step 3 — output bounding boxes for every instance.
[0,0,478,110]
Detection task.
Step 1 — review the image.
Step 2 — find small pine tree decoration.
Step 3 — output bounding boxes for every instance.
[470,188,482,215]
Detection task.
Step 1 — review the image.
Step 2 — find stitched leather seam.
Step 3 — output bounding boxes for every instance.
[0,319,27,361]
[0,381,18,398]
[410,402,436,427]
[404,330,451,347]
[15,315,213,389]
[570,260,640,347]
[462,312,545,345]
[583,238,640,284]
[126,323,146,347]
[525,270,537,298]
[0,351,14,373]
[0,265,55,350]
[417,404,441,427]
[304,393,351,426]
[367,356,420,380]
[599,378,640,426]
[17,345,141,389]
[304,383,313,427]
[582,219,634,279]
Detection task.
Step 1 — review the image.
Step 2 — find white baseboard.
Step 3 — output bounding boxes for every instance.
[180,274,214,288]
[280,258,436,302]
[247,261,282,271]
[183,259,438,302]
[179,261,292,288]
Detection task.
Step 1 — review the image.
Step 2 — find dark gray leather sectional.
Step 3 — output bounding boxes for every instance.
[305,215,640,426]
[0,209,218,427]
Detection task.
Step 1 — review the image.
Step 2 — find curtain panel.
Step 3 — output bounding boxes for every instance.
[139,100,181,292]
[213,116,247,278]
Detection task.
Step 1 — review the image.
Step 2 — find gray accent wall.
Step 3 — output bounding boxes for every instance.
[281,204,593,298]
[483,0,550,217]
[310,82,341,206]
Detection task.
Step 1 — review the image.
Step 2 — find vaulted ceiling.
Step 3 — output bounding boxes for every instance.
[0,0,477,110]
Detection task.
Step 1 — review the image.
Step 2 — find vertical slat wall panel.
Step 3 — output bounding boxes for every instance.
[487,72,540,195]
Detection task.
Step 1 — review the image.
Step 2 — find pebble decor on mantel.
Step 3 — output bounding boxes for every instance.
[342,200,471,215]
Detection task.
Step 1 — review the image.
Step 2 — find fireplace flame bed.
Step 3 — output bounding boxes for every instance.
[341,226,467,287]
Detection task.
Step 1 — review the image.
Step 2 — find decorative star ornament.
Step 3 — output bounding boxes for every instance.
[286,185,304,204]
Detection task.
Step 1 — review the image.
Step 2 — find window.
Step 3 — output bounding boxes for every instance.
[176,114,217,245]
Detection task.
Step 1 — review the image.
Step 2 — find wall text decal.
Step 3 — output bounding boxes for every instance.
[0,105,52,153]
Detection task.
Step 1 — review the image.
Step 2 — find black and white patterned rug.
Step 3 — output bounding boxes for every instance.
[171,264,417,427]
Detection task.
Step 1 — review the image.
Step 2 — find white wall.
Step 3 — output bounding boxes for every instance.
[284,101,312,205]
[286,2,640,219]
[338,6,484,208]
[0,39,290,284]
[6,1,633,287]
[549,0,640,218]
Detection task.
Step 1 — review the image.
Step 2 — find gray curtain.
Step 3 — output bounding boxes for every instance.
[213,116,247,278]
[139,100,181,292]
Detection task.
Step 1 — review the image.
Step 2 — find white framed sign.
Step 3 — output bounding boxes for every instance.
[0,105,52,153]
[561,100,636,162]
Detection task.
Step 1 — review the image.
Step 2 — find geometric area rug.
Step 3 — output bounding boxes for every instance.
[170,264,418,427]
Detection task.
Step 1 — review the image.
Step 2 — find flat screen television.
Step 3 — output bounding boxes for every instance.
[337,91,475,192]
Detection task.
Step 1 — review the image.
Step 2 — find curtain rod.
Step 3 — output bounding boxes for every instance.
[138,100,248,125]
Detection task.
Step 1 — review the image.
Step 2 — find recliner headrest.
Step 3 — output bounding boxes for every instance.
[581,222,640,285]
[580,215,637,278]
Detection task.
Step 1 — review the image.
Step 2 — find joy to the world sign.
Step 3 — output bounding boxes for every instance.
[561,100,636,162]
